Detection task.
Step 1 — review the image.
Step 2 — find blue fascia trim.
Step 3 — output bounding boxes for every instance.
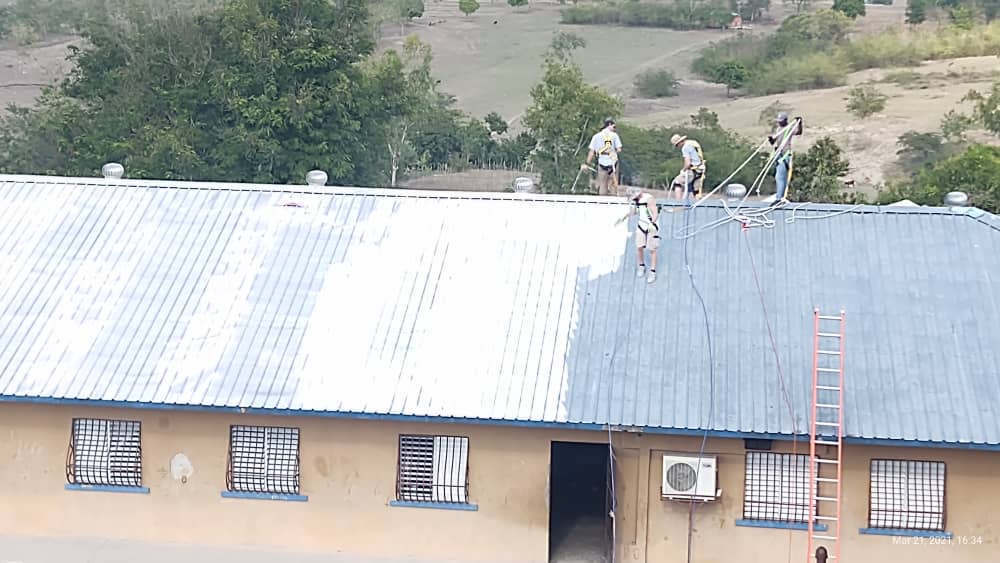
[65,483,149,494]
[859,528,952,539]
[6,395,1000,452]
[735,519,827,531]
[220,490,308,502]
[390,500,478,511]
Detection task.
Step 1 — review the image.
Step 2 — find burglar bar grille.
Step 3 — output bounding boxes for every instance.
[869,459,945,530]
[743,451,814,522]
[226,425,300,495]
[397,435,469,504]
[66,418,142,487]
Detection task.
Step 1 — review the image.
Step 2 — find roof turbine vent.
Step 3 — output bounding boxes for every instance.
[944,191,968,207]
[725,183,747,200]
[101,162,124,179]
[306,170,328,187]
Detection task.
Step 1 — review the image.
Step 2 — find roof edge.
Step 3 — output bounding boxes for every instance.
[3,396,998,452]
[3,174,997,219]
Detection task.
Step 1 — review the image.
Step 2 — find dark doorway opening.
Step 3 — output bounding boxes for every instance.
[549,441,612,563]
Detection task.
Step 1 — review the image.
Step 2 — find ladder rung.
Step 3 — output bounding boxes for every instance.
[812,534,838,540]
[816,515,838,521]
[816,459,839,464]
[816,367,840,372]
[817,315,842,320]
[817,350,841,355]
[816,403,840,408]
[815,496,839,502]
[815,422,839,426]
[816,385,841,390]
[816,477,839,483]
[814,439,839,446]
[817,332,841,337]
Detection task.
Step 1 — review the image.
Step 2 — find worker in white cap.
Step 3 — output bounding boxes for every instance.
[670,133,706,200]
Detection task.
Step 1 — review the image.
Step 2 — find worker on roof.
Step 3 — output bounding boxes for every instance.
[583,118,623,196]
[670,133,706,200]
[768,112,803,205]
[623,186,660,284]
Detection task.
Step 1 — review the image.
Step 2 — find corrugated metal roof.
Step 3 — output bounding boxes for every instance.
[2,175,999,446]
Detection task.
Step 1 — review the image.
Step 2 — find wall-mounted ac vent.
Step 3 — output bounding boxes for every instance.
[661,454,720,501]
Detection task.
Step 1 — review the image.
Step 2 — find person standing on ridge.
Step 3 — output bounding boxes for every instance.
[584,118,623,196]
[670,133,706,200]
[768,112,803,205]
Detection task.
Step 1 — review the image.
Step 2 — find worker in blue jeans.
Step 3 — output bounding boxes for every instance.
[768,112,803,204]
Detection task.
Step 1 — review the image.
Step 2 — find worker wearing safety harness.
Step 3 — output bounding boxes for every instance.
[624,187,660,284]
[584,118,623,196]
[768,112,803,205]
[670,133,706,200]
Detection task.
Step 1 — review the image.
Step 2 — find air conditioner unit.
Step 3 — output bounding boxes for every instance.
[661,454,720,501]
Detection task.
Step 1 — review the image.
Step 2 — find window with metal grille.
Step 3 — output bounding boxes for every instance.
[397,435,469,504]
[742,451,814,522]
[65,418,142,487]
[226,425,300,495]
[869,459,945,530]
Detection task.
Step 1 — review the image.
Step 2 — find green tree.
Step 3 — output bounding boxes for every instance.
[832,0,866,18]
[714,61,750,96]
[790,136,851,202]
[508,0,528,8]
[0,0,410,185]
[963,81,1000,136]
[845,85,888,118]
[523,32,621,193]
[905,0,928,24]
[485,112,508,135]
[396,0,424,34]
[896,131,948,171]
[881,144,1000,212]
[949,4,975,29]
[459,0,480,16]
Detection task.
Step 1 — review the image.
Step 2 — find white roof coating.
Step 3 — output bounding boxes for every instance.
[2,174,1000,447]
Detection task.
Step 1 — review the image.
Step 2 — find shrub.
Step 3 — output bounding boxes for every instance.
[560,1,731,30]
[746,53,850,95]
[845,85,888,117]
[833,0,866,19]
[634,69,680,98]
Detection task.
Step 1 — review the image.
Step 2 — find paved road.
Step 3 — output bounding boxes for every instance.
[0,535,454,563]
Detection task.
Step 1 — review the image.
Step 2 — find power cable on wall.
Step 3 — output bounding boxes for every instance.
[680,192,717,563]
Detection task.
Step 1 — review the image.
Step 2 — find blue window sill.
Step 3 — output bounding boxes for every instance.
[220,491,308,502]
[390,500,478,511]
[735,519,828,531]
[65,483,149,494]
[859,528,952,539]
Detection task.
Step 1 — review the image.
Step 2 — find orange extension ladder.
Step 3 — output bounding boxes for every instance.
[807,309,845,563]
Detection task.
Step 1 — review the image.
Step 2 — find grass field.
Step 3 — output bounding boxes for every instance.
[383,0,787,127]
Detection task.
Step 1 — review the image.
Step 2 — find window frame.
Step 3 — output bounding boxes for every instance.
[867,458,946,531]
[65,417,143,490]
[395,434,471,506]
[741,451,817,524]
[225,424,302,496]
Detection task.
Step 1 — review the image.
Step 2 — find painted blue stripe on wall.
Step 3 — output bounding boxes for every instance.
[65,483,149,494]
[858,528,952,539]
[389,500,478,511]
[735,519,828,532]
[5,395,1000,452]
[220,491,308,502]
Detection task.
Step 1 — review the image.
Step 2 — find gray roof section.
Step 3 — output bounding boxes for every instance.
[1,175,999,447]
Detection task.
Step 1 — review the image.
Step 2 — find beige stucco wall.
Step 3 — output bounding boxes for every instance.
[0,402,997,563]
